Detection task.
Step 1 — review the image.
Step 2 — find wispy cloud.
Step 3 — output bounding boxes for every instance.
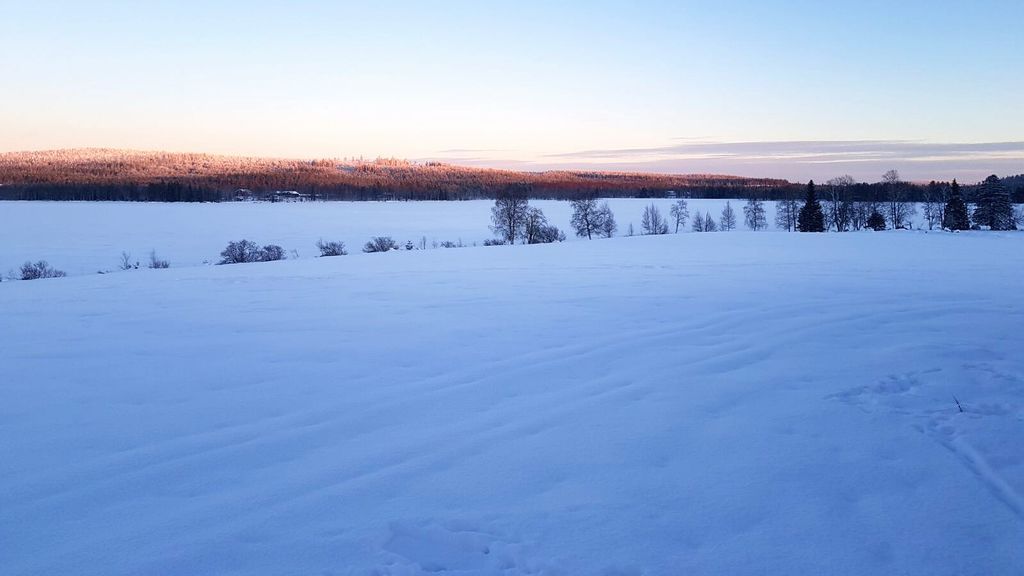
[545,140,1024,162]
[535,140,1024,181]
[435,148,516,154]
[419,140,1024,182]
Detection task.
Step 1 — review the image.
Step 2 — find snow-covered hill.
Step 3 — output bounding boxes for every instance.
[2,231,1023,575]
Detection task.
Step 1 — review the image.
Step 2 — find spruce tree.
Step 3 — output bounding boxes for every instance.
[942,179,970,231]
[972,175,1015,230]
[797,180,825,232]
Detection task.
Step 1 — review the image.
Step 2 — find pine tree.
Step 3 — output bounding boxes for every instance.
[797,180,825,232]
[972,175,1015,230]
[942,179,970,231]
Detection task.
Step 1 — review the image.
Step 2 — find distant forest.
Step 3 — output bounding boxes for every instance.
[0,149,1021,203]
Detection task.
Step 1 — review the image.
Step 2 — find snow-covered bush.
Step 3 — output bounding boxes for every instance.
[259,244,286,262]
[219,240,261,264]
[522,207,565,244]
[20,260,66,280]
[528,224,565,244]
[363,236,398,253]
[316,239,347,257]
[219,240,286,264]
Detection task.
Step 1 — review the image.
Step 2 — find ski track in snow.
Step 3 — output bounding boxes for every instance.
[833,365,1024,520]
[2,229,1024,575]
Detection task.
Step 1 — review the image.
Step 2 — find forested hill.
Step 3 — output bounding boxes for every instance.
[0,149,789,202]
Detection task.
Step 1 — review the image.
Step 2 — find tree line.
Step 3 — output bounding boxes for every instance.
[0,149,785,202]
[4,150,1022,205]
[774,171,1018,232]
[613,171,1018,235]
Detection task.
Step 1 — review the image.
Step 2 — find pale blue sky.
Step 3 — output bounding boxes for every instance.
[2,0,1022,180]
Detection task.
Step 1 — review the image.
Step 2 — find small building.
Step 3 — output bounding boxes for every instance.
[266,190,311,202]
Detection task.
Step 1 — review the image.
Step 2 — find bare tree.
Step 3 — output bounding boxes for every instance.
[850,202,871,231]
[719,201,737,231]
[570,196,603,239]
[775,196,799,231]
[743,198,767,230]
[921,181,947,230]
[824,175,855,231]
[883,170,916,229]
[490,192,530,244]
[641,203,669,235]
[669,199,689,233]
[523,207,549,244]
[598,202,617,238]
[691,211,706,232]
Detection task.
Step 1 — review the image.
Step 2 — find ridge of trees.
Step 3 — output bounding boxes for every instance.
[0,148,787,202]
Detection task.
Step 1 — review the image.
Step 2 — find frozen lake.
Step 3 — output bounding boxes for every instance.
[4,198,785,276]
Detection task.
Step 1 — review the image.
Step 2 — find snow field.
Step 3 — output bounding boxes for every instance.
[2,230,1023,574]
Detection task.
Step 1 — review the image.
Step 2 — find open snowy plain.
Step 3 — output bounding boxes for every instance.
[3,229,1023,575]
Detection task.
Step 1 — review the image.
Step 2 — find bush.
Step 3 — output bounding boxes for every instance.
[528,225,566,244]
[20,260,66,280]
[316,239,347,257]
[148,250,170,269]
[219,240,286,264]
[119,251,137,270]
[219,239,262,264]
[259,244,286,262]
[866,211,887,231]
[363,236,398,253]
[438,240,465,248]
[483,239,505,246]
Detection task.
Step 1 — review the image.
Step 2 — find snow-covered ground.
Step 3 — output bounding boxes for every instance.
[2,230,1023,575]
[0,198,932,277]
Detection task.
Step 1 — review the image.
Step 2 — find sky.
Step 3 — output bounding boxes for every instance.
[2,0,1022,182]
